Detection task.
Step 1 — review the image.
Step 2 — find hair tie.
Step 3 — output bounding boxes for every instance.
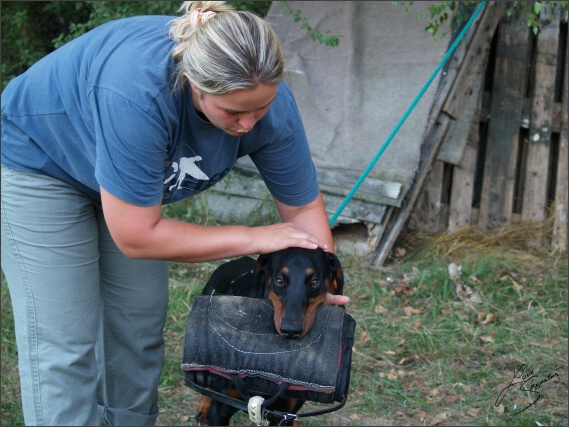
[190,8,216,28]
[201,11,216,23]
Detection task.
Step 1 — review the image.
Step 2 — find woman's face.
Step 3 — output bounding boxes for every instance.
[190,82,278,137]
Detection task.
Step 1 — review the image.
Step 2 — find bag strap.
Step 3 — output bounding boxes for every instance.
[264,394,348,425]
[185,377,347,424]
[232,376,289,408]
[186,378,249,412]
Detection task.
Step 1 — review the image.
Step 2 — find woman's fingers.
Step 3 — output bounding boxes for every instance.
[325,293,350,306]
[254,223,329,254]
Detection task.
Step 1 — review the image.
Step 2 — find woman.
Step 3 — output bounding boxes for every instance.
[1,1,348,425]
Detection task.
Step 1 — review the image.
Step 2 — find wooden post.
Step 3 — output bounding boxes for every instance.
[426,2,507,130]
[447,74,484,231]
[448,124,479,231]
[553,41,568,251]
[522,9,560,226]
[478,14,530,229]
[408,159,446,233]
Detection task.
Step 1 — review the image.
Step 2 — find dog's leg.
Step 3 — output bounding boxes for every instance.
[207,394,240,426]
[195,395,212,425]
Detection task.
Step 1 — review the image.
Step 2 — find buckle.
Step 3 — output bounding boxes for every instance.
[277,414,299,426]
[248,395,265,425]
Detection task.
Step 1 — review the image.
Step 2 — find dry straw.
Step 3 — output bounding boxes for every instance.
[402,213,565,268]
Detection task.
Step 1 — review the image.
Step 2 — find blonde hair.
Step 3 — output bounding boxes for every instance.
[169,1,284,95]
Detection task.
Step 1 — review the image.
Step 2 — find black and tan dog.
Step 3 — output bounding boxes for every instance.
[195,247,344,425]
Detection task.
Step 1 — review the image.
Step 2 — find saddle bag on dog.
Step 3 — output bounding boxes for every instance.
[181,294,356,413]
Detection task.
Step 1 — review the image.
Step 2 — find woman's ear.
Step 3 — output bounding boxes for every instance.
[187,78,199,94]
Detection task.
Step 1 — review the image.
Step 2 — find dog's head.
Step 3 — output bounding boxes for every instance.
[255,247,344,339]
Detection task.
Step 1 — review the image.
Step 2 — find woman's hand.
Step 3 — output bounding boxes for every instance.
[326,293,350,306]
[250,222,329,254]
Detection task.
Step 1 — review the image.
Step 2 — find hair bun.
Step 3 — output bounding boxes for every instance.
[169,1,284,95]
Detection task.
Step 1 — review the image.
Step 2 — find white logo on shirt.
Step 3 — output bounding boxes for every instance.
[164,156,209,192]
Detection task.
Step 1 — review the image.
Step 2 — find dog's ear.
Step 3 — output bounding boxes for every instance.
[254,254,271,298]
[326,252,344,295]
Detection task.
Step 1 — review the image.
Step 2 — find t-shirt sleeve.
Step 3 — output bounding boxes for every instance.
[90,87,168,206]
[248,88,320,207]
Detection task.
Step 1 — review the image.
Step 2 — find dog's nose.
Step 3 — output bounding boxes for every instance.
[280,323,303,339]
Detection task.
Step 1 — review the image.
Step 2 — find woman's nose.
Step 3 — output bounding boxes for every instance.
[238,113,257,131]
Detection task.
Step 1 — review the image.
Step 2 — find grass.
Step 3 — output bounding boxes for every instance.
[1,196,567,426]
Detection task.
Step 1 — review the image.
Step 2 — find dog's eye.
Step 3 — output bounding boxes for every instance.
[275,277,285,287]
[310,278,320,288]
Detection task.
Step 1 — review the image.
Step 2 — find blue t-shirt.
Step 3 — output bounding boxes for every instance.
[1,15,319,207]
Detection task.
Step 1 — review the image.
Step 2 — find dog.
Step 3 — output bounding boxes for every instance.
[194,247,344,426]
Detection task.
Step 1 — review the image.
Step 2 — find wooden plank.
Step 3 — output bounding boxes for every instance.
[551,102,563,133]
[201,170,276,223]
[199,192,276,224]
[552,45,568,251]
[424,0,493,132]
[316,169,403,206]
[206,170,272,200]
[448,124,479,231]
[442,1,508,120]
[407,159,446,233]
[478,14,530,229]
[366,205,396,251]
[447,71,485,231]
[322,193,387,225]
[438,75,483,165]
[373,114,452,265]
[522,9,560,224]
[521,99,564,132]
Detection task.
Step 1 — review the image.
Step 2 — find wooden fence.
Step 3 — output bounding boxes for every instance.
[404,4,568,254]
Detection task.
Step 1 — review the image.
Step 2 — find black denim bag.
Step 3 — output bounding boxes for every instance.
[181,294,356,417]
